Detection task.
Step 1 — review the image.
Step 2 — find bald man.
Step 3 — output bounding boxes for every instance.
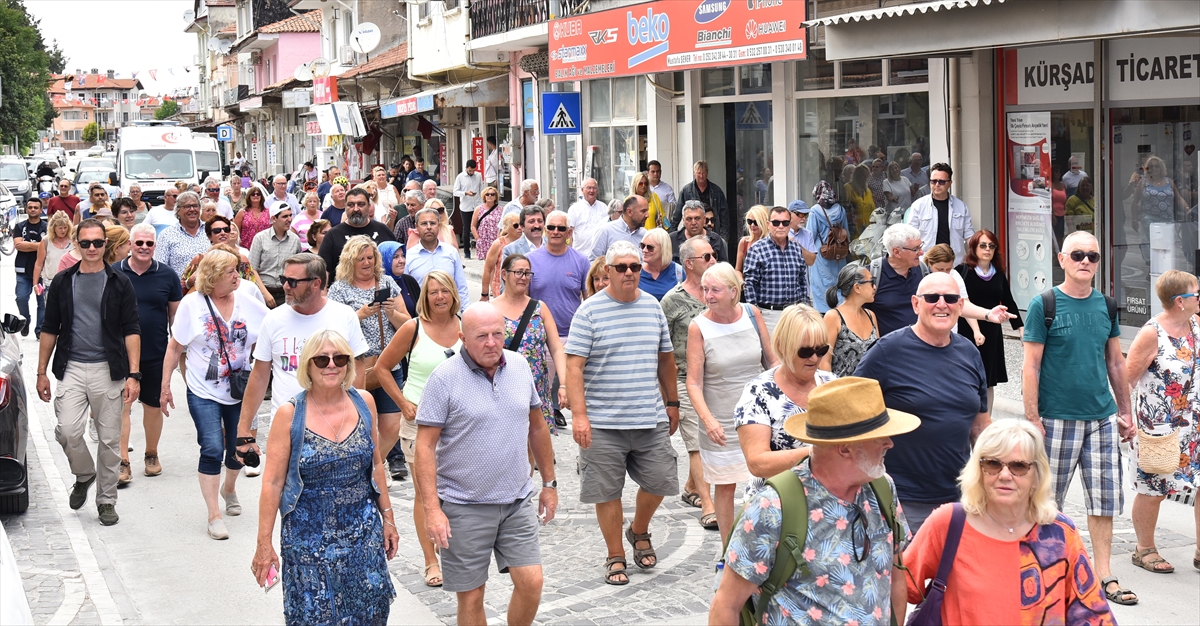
[854,272,989,532]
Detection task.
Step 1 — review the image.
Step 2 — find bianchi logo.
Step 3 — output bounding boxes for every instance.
[589,28,618,45]
[696,27,732,48]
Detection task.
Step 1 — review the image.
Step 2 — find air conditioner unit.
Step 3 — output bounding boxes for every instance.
[338,45,355,66]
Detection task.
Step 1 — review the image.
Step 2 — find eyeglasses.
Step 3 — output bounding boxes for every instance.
[1068,250,1100,263]
[505,270,534,279]
[608,262,643,274]
[639,243,656,252]
[977,242,997,250]
[797,344,830,359]
[178,203,200,210]
[282,276,318,288]
[979,457,1033,476]
[545,224,568,232]
[78,238,106,249]
[848,503,871,563]
[901,245,923,253]
[210,227,231,235]
[769,219,790,227]
[132,240,155,248]
[918,293,962,304]
[311,354,350,369]
[1173,292,1200,301]
[688,253,715,262]
[929,179,951,186]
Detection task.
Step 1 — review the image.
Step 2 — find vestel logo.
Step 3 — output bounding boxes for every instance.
[695,0,731,24]
[589,28,618,45]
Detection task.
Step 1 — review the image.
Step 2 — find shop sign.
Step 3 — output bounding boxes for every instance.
[523,81,535,128]
[1004,111,1053,310]
[314,76,338,104]
[548,0,805,83]
[1108,36,1200,102]
[283,90,311,109]
[239,96,263,112]
[1004,43,1094,105]
[472,136,485,167]
[383,96,419,119]
[305,120,322,136]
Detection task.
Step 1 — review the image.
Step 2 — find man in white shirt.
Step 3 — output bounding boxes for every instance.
[503,179,540,218]
[453,159,484,258]
[485,136,502,197]
[567,178,608,256]
[265,174,300,214]
[648,160,675,207]
[1061,156,1089,198]
[902,152,929,200]
[202,176,234,219]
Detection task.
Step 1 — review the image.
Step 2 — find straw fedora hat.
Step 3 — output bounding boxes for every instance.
[784,377,920,444]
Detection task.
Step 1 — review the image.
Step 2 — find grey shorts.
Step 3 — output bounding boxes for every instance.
[676,379,700,452]
[579,423,679,504]
[440,493,542,592]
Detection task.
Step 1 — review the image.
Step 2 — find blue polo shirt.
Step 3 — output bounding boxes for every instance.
[866,256,924,337]
[117,259,183,362]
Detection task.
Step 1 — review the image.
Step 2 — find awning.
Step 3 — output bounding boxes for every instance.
[811,0,1200,61]
[380,76,508,119]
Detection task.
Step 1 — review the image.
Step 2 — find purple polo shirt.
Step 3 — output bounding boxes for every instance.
[527,245,589,339]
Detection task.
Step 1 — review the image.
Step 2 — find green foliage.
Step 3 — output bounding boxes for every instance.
[81,122,99,143]
[0,0,53,151]
[45,38,65,74]
[154,99,179,120]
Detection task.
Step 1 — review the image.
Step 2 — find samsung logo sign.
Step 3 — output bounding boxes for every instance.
[695,0,730,24]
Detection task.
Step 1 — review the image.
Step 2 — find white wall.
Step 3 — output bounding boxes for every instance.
[409,3,470,76]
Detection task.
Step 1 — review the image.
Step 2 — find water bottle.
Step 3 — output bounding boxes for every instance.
[712,561,725,591]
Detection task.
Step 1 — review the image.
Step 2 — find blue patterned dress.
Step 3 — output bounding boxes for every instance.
[504,301,557,434]
[281,407,395,625]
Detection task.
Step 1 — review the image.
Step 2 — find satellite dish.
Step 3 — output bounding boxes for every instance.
[310,57,331,79]
[183,9,195,23]
[293,62,313,82]
[349,22,381,55]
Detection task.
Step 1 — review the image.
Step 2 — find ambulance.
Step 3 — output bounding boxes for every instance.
[116,121,197,205]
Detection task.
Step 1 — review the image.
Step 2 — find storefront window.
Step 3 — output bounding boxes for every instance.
[702,68,736,97]
[740,63,772,94]
[613,76,637,119]
[889,58,929,86]
[1111,104,1200,327]
[586,78,649,202]
[589,80,611,123]
[841,59,883,88]
[796,47,834,91]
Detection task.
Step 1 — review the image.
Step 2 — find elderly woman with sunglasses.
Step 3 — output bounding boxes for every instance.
[638,228,683,301]
[161,249,269,539]
[471,186,503,259]
[734,204,770,274]
[179,216,273,306]
[253,329,397,622]
[904,419,1115,625]
[734,304,837,499]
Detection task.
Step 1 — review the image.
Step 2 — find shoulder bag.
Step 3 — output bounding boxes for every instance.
[203,295,251,400]
[817,204,850,261]
[743,303,772,370]
[507,299,539,351]
[907,503,966,626]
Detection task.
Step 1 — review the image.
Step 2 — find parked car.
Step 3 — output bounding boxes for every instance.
[0,314,29,515]
[0,160,30,204]
[0,182,16,216]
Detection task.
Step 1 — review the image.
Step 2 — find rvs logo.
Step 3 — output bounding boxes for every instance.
[695,0,730,24]
[589,28,618,45]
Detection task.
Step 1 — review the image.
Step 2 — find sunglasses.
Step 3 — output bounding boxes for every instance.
[797,344,831,359]
[206,188,220,193]
[1068,250,1100,263]
[609,262,643,274]
[311,354,350,369]
[1172,292,1200,301]
[639,243,656,252]
[688,253,715,262]
[929,179,951,186]
[132,240,155,248]
[210,227,231,235]
[165,193,178,198]
[78,238,106,249]
[977,242,997,250]
[769,220,790,227]
[918,293,962,304]
[848,503,871,563]
[545,224,568,232]
[746,219,758,227]
[979,457,1033,476]
[282,276,318,288]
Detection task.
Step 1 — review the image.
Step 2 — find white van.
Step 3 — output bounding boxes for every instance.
[192,134,222,181]
[116,122,197,205]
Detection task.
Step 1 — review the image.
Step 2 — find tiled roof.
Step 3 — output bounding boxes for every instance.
[206,0,235,6]
[219,23,237,34]
[57,74,141,90]
[339,42,408,79]
[259,9,320,34]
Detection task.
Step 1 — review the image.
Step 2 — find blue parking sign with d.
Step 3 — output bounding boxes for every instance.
[542,92,581,136]
[217,125,234,141]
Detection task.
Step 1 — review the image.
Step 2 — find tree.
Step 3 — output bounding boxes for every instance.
[81,122,99,143]
[0,0,52,152]
[154,100,179,120]
[45,38,66,74]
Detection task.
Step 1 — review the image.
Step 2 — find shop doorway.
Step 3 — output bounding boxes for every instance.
[700,100,773,259]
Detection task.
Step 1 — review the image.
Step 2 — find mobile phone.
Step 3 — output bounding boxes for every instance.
[264,563,280,592]
[373,288,390,304]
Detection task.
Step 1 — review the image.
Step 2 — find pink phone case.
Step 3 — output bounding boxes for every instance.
[264,564,280,592]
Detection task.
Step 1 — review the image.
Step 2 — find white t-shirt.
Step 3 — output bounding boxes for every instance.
[144,205,179,231]
[567,199,609,256]
[252,300,370,410]
[171,291,269,405]
[376,185,401,223]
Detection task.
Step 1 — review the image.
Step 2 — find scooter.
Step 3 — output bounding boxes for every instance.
[36,175,56,199]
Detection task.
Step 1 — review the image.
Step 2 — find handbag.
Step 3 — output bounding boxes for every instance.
[362,307,387,391]
[203,295,251,401]
[907,503,966,626]
[1137,428,1181,475]
[744,304,772,370]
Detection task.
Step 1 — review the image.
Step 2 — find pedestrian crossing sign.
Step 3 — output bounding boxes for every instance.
[542,92,582,136]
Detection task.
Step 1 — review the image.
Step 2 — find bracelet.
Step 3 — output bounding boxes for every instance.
[380,507,391,513]
[480,292,489,297]
[383,520,396,528]
[665,400,680,408]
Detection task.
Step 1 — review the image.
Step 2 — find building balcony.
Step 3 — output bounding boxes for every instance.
[469,0,587,40]
[223,85,250,108]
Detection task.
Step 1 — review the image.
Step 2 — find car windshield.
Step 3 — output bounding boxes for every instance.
[76,170,113,184]
[80,158,113,169]
[0,163,27,180]
[196,151,221,173]
[123,150,194,180]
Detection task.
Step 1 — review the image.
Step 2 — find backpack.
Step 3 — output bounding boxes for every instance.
[718,464,905,626]
[1039,287,1118,329]
[870,255,931,288]
[817,204,850,261]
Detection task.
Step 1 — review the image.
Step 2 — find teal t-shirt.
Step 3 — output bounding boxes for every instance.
[1023,287,1120,420]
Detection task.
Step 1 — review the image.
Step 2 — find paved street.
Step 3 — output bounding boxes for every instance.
[1,252,1197,625]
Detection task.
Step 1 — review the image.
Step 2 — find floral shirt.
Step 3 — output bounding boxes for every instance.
[724,461,910,626]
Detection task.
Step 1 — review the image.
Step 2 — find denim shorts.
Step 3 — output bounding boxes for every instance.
[186,389,244,475]
[370,368,406,414]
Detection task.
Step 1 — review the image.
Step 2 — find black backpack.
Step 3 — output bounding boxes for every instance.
[1039,288,1118,329]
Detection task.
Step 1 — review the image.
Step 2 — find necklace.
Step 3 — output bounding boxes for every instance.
[312,395,347,441]
[985,507,1018,534]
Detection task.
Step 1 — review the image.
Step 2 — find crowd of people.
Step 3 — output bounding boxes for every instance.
[14,154,1198,625]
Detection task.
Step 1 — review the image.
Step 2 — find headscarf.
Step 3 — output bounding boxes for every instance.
[378,241,404,280]
[813,181,837,209]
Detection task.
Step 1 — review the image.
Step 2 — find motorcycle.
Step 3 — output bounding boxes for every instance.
[35,175,56,200]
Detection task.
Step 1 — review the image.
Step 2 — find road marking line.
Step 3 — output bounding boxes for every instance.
[26,392,125,625]
[47,573,84,625]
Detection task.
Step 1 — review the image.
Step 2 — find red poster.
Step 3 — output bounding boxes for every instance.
[549,0,805,83]
[313,77,338,104]
[472,137,485,168]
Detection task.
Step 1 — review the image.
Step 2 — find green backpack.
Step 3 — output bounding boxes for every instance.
[719,464,905,626]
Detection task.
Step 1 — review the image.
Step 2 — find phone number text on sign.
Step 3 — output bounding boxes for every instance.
[667,40,805,67]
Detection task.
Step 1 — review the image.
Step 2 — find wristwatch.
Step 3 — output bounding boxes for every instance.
[126,372,142,381]
[665,400,680,408]
[542,480,557,489]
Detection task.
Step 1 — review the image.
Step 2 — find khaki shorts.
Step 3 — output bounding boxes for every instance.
[401,436,416,461]
[579,423,678,504]
[676,379,700,452]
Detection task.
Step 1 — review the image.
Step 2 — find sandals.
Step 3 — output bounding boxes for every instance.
[604,556,629,585]
[1100,576,1137,606]
[1131,547,1174,573]
[680,492,702,508]
[423,563,443,587]
[625,526,657,570]
[700,512,719,530]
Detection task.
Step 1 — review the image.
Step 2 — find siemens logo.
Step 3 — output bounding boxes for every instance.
[695,0,730,24]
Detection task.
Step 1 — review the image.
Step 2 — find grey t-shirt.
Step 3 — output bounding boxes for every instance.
[71,270,108,363]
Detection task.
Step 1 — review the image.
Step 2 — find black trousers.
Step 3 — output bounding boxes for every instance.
[459,211,474,258]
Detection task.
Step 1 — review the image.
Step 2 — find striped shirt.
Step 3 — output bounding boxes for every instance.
[565,289,673,429]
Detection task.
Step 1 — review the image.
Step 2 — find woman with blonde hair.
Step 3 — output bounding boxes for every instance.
[632,171,665,230]
[844,163,876,234]
[687,262,776,540]
[639,228,682,301]
[161,248,269,539]
[584,256,609,298]
[904,419,1116,623]
[292,191,323,251]
[103,224,130,265]
[734,304,837,498]
[734,204,770,273]
[470,186,502,259]
[479,212,522,301]
[32,211,74,288]
[373,270,462,587]
[226,173,246,213]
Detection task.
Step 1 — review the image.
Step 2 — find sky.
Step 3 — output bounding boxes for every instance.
[25,0,199,96]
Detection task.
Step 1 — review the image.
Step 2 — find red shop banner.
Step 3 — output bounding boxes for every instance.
[549,0,806,83]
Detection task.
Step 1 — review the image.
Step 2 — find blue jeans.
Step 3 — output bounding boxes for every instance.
[14,274,44,334]
[186,390,244,475]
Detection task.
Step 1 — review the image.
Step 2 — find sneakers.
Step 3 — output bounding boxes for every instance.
[144,454,162,476]
[386,473,394,489]
[97,503,119,526]
[88,419,98,442]
[389,459,408,480]
[554,409,568,428]
[221,490,241,516]
[20,320,28,337]
[117,461,132,486]
[207,518,229,540]
[69,476,96,510]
